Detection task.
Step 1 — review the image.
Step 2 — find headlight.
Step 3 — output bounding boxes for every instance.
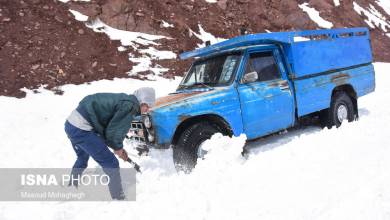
[148,134,154,142]
[143,115,152,128]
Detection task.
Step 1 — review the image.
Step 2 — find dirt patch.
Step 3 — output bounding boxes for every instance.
[0,0,132,98]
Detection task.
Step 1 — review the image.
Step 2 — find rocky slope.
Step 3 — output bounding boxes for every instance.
[0,0,134,97]
[1,0,389,97]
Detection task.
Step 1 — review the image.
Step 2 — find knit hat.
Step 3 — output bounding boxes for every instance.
[133,87,156,107]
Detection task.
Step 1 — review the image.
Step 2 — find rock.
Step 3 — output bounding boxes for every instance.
[43,5,49,10]
[19,12,24,17]
[99,0,139,31]
[78,29,85,35]
[2,17,11,22]
[183,4,193,11]
[226,12,234,18]
[217,0,228,10]
[54,16,63,23]
[31,64,40,70]
[60,52,66,58]
[68,3,100,18]
[135,12,145,17]
[91,61,97,67]
[58,68,65,76]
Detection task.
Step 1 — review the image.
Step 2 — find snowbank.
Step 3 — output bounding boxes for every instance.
[0,63,390,219]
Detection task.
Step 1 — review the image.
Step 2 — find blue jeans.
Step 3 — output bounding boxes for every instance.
[64,121,124,200]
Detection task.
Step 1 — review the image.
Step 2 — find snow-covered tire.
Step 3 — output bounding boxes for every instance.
[324,91,355,128]
[173,122,220,173]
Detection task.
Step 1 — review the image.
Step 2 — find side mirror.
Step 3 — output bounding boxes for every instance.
[242,71,258,83]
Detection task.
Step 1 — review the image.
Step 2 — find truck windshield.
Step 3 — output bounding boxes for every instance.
[179,53,241,90]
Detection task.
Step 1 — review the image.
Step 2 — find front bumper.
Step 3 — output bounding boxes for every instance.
[127,118,154,143]
[127,120,147,142]
[126,120,152,155]
[127,115,171,149]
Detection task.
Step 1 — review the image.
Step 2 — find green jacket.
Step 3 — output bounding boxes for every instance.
[78,93,140,150]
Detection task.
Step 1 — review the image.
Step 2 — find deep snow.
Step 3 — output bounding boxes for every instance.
[0,63,389,220]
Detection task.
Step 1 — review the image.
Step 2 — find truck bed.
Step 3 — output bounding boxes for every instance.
[293,63,375,116]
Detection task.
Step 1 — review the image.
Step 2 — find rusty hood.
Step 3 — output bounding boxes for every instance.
[153,90,207,109]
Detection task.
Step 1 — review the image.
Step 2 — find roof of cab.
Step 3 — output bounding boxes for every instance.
[179,27,369,60]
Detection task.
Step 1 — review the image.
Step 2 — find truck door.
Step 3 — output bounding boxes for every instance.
[237,50,295,139]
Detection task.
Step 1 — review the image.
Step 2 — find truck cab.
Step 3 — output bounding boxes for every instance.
[128,27,375,171]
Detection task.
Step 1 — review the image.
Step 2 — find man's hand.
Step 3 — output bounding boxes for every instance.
[114,149,129,161]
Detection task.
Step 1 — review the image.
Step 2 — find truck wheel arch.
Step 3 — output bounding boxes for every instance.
[331,84,358,117]
[171,114,233,146]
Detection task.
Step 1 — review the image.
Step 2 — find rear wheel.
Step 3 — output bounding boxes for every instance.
[173,122,220,172]
[322,92,355,128]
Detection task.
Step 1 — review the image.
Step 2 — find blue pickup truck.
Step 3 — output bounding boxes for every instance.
[128,27,375,171]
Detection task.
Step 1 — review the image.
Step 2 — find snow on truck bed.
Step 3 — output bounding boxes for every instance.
[0,63,389,219]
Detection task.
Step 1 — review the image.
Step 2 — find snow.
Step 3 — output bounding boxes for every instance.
[204,0,217,3]
[353,2,390,32]
[299,3,334,29]
[0,63,390,219]
[333,0,341,7]
[86,18,166,48]
[294,36,311,42]
[189,24,227,48]
[68,9,88,22]
[128,47,176,77]
[377,0,390,15]
[83,18,177,77]
[161,20,174,28]
[139,47,176,60]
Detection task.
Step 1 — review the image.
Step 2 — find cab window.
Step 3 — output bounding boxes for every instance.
[244,51,281,82]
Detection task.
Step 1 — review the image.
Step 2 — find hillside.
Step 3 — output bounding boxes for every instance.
[1,0,389,97]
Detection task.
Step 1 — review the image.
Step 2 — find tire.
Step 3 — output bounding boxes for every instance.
[322,92,355,128]
[173,122,220,173]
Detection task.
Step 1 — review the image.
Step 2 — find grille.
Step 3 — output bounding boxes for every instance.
[127,121,146,142]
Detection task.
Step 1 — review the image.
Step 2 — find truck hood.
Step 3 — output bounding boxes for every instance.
[153,91,204,109]
[153,86,225,109]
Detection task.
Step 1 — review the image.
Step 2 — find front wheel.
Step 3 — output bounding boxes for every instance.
[173,122,220,173]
